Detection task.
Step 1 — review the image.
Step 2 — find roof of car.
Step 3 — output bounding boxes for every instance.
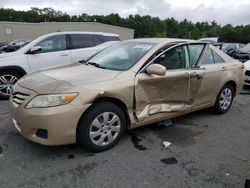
[126,38,202,44]
[43,31,120,37]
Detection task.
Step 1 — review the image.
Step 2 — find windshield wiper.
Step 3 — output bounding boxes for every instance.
[87,62,106,69]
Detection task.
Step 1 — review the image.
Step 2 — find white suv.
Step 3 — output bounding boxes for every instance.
[0,31,120,98]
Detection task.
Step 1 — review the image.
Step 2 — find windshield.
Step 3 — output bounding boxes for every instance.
[86,41,155,71]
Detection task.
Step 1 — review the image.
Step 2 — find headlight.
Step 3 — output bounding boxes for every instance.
[26,93,78,109]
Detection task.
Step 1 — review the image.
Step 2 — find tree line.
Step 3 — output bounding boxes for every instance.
[0,7,249,43]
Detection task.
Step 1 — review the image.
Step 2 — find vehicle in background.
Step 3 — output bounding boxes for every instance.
[0,42,7,47]
[222,43,245,57]
[199,37,223,50]
[0,39,31,53]
[233,43,250,62]
[213,43,223,50]
[9,38,245,152]
[0,31,120,99]
[244,60,250,86]
[221,43,231,52]
[199,37,219,43]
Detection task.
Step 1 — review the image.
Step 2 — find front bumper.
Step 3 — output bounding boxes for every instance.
[9,85,90,146]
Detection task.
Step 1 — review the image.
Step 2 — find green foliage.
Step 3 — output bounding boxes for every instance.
[0,7,249,43]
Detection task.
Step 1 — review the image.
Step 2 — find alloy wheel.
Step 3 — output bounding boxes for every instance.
[89,112,121,146]
[219,87,232,110]
[0,74,18,96]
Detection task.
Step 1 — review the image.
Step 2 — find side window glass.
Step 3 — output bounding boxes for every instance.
[212,50,225,63]
[154,46,189,70]
[95,35,120,44]
[71,34,95,49]
[93,35,103,45]
[35,35,66,53]
[189,44,204,67]
[202,48,214,64]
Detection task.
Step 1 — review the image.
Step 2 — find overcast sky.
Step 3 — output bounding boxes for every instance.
[0,0,250,26]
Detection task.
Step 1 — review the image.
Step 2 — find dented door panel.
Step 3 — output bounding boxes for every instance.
[189,68,205,102]
[134,70,191,121]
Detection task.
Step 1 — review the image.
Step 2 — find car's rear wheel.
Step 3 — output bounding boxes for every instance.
[0,70,22,99]
[77,102,126,152]
[213,84,234,114]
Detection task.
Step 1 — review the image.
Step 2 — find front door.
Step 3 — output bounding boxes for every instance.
[27,34,71,72]
[134,45,192,121]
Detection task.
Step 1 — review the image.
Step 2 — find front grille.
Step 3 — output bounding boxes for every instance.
[246,70,250,76]
[10,92,30,107]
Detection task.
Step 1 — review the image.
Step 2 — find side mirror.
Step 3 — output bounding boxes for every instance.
[79,59,87,64]
[28,46,42,54]
[146,64,166,76]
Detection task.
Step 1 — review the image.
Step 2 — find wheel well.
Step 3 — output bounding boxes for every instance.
[0,66,27,76]
[92,97,131,126]
[225,81,237,96]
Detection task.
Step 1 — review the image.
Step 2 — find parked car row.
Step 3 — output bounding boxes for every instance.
[0,31,120,98]
[6,37,245,152]
[0,39,31,53]
[221,43,245,57]
[219,42,250,86]
[244,60,250,86]
[233,43,250,62]
[221,42,250,62]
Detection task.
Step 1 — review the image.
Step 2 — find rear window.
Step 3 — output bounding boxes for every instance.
[94,35,120,45]
[70,34,95,49]
[202,48,225,64]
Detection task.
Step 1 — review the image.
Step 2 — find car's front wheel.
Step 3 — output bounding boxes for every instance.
[213,84,234,114]
[0,70,22,99]
[77,101,126,152]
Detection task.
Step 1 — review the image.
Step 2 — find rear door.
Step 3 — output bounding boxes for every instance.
[27,34,71,72]
[192,45,229,108]
[134,44,192,121]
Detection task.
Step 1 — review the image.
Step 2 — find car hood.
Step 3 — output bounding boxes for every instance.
[17,71,66,94]
[18,63,122,93]
[0,52,16,58]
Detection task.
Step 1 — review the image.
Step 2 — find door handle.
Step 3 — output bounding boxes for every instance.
[190,73,202,80]
[60,53,69,57]
[221,67,227,71]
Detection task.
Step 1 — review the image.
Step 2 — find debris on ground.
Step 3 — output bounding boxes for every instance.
[160,157,178,165]
[162,119,174,128]
[130,133,147,151]
[163,141,172,148]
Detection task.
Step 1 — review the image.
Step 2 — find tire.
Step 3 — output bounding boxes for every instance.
[213,84,234,114]
[77,101,127,152]
[0,70,22,100]
[246,180,250,188]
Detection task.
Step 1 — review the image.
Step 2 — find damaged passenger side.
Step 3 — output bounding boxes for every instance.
[134,43,206,121]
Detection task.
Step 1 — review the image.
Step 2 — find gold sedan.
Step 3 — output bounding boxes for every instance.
[9,38,245,152]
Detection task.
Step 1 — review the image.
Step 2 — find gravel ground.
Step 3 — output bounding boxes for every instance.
[0,90,250,188]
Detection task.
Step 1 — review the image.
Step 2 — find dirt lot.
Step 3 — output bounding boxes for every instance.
[0,90,250,188]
